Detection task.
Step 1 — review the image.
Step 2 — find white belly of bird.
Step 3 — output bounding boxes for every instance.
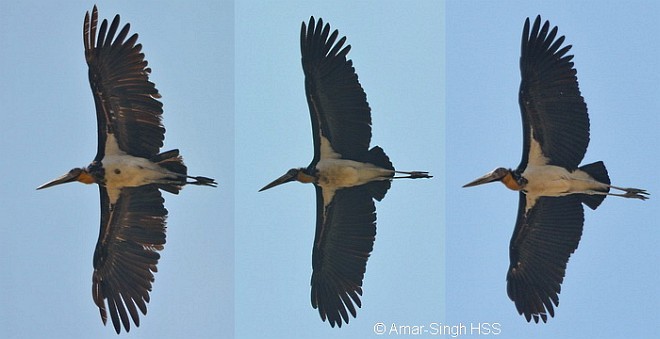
[316,158,392,189]
[104,154,175,187]
[102,154,177,203]
[522,164,607,197]
[101,133,179,202]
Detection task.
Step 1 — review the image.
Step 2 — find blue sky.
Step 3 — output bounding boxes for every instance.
[446,1,659,338]
[236,1,443,338]
[0,1,233,338]
[2,1,659,338]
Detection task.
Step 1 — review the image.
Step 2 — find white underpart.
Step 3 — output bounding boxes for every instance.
[523,127,606,211]
[103,134,178,203]
[317,135,392,207]
[522,164,608,212]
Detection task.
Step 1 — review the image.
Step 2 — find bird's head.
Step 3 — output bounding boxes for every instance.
[37,167,95,190]
[463,167,519,189]
[259,168,314,192]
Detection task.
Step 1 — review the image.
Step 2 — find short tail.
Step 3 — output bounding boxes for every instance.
[578,161,610,210]
[365,146,394,171]
[152,149,217,193]
[362,146,432,200]
[152,149,187,176]
[364,146,393,201]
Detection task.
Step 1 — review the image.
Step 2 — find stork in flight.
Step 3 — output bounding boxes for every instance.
[260,16,431,327]
[463,15,648,323]
[37,6,216,333]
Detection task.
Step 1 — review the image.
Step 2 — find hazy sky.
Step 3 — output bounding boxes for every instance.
[1,1,233,338]
[446,1,659,338]
[1,1,658,338]
[236,1,443,338]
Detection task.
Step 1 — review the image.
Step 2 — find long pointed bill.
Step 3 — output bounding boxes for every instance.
[462,170,503,188]
[259,170,298,192]
[37,170,81,190]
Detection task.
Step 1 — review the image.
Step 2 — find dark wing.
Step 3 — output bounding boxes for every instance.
[301,16,372,166]
[92,185,167,334]
[506,193,584,323]
[310,185,376,327]
[517,15,589,172]
[84,6,164,161]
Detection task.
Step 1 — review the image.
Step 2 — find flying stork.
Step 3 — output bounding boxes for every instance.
[37,6,216,333]
[463,15,648,323]
[259,17,431,327]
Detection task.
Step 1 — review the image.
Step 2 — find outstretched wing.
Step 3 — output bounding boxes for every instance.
[310,184,377,327]
[92,185,167,333]
[507,193,584,323]
[84,6,164,161]
[301,16,372,166]
[518,15,589,172]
